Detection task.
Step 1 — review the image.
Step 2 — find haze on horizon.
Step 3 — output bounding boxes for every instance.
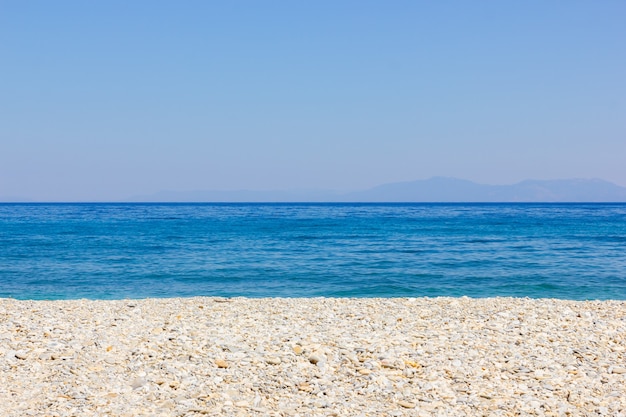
[1,1,625,202]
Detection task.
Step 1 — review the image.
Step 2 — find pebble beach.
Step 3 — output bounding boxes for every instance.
[1,297,625,416]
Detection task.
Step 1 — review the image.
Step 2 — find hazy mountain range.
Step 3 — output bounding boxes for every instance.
[129,177,626,202]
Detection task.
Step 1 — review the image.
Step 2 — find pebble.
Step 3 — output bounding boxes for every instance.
[130,377,147,390]
[14,351,29,360]
[0,297,625,416]
[215,359,229,368]
[265,356,281,365]
[308,352,324,365]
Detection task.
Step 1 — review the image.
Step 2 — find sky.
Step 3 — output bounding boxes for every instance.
[1,1,625,201]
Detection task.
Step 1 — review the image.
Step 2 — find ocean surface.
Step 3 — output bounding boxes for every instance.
[1,203,625,300]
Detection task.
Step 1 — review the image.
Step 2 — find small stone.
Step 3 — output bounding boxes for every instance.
[308,352,324,365]
[381,359,403,369]
[314,399,329,408]
[234,400,249,407]
[131,377,147,390]
[215,359,229,368]
[398,400,416,408]
[265,356,281,365]
[293,345,303,355]
[404,360,420,368]
[610,366,626,374]
[14,351,28,360]
[528,400,541,409]
[298,382,313,392]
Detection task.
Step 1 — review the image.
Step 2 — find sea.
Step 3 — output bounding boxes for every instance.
[1,203,625,300]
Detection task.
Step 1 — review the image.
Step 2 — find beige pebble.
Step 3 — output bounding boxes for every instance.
[398,400,416,408]
[215,359,229,368]
[130,377,147,390]
[265,356,281,365]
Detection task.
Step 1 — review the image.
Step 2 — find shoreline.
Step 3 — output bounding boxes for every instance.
[2,297,625,415]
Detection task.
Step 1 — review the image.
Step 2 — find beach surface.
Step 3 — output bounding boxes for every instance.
[1,297,625,416]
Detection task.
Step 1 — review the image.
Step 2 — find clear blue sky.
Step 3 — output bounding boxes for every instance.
[1,1,625,201]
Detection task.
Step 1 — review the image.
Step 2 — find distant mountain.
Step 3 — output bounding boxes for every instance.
[128,177,626,202]
[127,189,344,203]
[343,177,626,202]
[344,177,489,202]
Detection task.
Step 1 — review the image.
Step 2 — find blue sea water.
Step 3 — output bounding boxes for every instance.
[0,203,625,300]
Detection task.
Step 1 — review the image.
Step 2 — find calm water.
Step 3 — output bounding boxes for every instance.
[1,203,625,300]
